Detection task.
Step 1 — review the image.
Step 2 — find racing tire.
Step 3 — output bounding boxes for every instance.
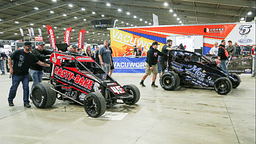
[214,77,232,95]
[122,84,140,105]
[230,73,241,88]
[84,92,106,118]
[160,72,180,90]
[31,82,56,108]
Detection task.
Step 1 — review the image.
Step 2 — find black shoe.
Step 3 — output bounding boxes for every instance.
[8,101,14,107]
[151,84,158,88]
[140,82,146,87]
[24,103,31,108]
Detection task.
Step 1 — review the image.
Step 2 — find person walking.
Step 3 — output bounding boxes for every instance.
[29,41,52,92]
[218,40,229,73]
[159,39,173,76]
[8,41,50,108]
[98,40,112,75]
[140,42,166,87]
[0,52,7,75]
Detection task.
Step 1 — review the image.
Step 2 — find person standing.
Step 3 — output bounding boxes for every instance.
[226,40,236,57]
[234,42,241,56]
[8,41,50,108]
[159,39,173,76]
[83,45,93,57]
[98,40,112,75]
[29,41,52,91]
[252,46,256,77]
[140,42,166,87]
[68,45,78,54]
[94,46,100,65]
[209,42,219,56]
[0,52,7,75]
[218,40,229,73]
[109,44,115,76]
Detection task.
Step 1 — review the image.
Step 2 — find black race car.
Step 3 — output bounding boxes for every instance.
[31,46,140,118]
[160,50,241,95]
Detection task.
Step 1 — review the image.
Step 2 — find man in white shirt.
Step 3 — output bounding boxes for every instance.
[210,42,218,56]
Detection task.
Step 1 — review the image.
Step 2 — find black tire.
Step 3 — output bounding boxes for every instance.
[230,73,241,88]
[122,84,140,105]
[31,82,56,108]
[84,92,106,118]
[160,72,180,90]
[214,77,232,95]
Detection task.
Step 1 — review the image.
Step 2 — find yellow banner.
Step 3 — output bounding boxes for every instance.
[110,29,165,57]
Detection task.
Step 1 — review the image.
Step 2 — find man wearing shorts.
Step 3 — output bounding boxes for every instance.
[140,42,166,87]
[99,40,112,75]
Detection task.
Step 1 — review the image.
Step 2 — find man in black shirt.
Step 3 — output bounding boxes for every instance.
[29,41,52,91]
[94,46,100,65]
[159,39,172,76]
[218,40,229,73]
[8,41,50,108]
[140,42,166,87]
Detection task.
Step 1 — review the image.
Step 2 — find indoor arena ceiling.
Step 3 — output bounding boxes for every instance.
[0,0,255,44]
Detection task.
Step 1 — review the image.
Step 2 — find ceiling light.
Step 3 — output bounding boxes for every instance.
[101,40,103,41]
[69,4,73,7]
[127,12,130,15]
[121,21,124,23]
[92,32,95,34]
[101,14,105,17]
[93,39,95,41]
[179,21,182,23]
[169,9,173,13]
[106,3,111,7]
[63,14,67,16]
[107,34,109,36]
[164,2,168,6]
[50,10,54,14]
[74,16,77,19]
[0,32,3,34]
[81,8,85,11]
[118,8,122,12]
[34,7,39,10]
[140,18,142,21]
[54,26,57,29]
[72,29,75,31]
[145,21,147,23]
[135,26,137,27]
[247,11,252,15]
[240,17,245,21]
[86,31,89,33]
[63,28,66,30]
[131,24,133,26]
[98,33,100,35]
[15,21,19,24]
[181,24,184,25]
[149,23,151,25]
[134,15,137,18]
[14,33,18,35]
[88,39,90,40]
[177,18,180,20]
[0,19,2,21]
[97,39,99,41]
[173,13,177,17]
[71,37,73,39]
[103,33,105,35]
[42,25,46,27]
[92,11,95,14]
[126,23,129,25]
[52,0,57,2]
[83,19,86,21]
[56,36,59,38]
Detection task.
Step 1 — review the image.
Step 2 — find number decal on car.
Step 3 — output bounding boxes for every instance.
[110,86,125,94]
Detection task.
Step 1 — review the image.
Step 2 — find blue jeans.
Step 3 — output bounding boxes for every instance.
[218,60,228,73]
[0,60,5,74]
[8,74,30,104]
[29,69,43,90]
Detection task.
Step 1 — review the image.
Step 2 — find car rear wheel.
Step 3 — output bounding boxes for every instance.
[31,82,56,108]
[84,92,106,118]
[214,77,232,95]
[160,72,180,90]
[122,84,140,105]
[230,73,241,88]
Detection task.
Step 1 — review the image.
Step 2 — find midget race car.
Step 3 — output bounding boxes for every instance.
[31,50,140,118]
[160,50,241,95]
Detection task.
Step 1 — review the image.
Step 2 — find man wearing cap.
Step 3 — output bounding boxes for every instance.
[8,41,50,108]
[29,41,52,92]
[140,42,166,87]
[159,39,173,76]
[68,45,78,54]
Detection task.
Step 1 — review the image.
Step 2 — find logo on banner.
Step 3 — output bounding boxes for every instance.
[204,28,225,33]
[239,25,252,36]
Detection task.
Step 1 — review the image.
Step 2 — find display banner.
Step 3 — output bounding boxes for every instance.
[153,13,159,26]
[38,28,42,36]
[28,28,31,37]
[19,28,24,36]
[78,29,86,49]
[113,57,146,73]
[46,25,57,51]
[30,27,34,36]
[64,27,72,46]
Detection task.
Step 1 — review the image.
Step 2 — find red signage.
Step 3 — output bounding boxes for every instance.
[35,36,43,41]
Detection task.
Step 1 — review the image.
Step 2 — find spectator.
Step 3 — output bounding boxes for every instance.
[6,51,12,72]
[234,42,241,56]
[218,40,229,73]
[159,39,173,76]
[68,45,78,54]
[0,52,7,75]
[140,42,166,87]
[98,40,112,75]
[210,42,218,56]
[29,41,52,93]
[226,40,236,57]
[8,41,50,108]
[94,46,100,65]
[108,44,115,76]
[134,45,142,58]
[178,43,185,50]
[83,44,93,57]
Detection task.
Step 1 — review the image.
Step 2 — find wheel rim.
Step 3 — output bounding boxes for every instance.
[33,89,43,104]
[216,80,228,93]
[123,87,134,104]
[84,96,98,116]
[163,75,174,88]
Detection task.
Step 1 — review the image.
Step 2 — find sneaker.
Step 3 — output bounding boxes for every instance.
[151,84,158,88]
[24,103,31,108]
[8,101,14,107]
[140,82,146,87]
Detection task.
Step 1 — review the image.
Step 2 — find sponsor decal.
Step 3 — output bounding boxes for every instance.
[185,65,206,81]
[239,25,252,36]
[245,69,251,73]
[54,66,94,93]
[204,28,225,33]
[110,86,125,94]
[238,39,253,43]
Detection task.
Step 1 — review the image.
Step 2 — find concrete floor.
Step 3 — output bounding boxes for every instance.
[0,73,255,144]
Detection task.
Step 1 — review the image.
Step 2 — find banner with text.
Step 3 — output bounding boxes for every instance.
[113,57,146,73]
